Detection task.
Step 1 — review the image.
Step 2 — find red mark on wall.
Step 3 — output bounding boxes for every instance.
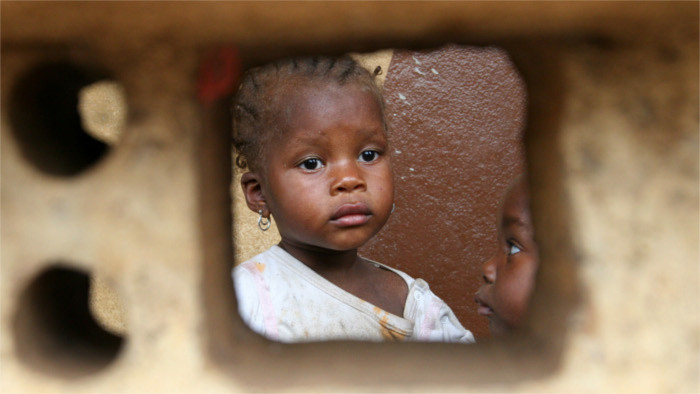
[197,46,241,105]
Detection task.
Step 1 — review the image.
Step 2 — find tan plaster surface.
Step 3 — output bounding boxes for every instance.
[78,81,126,145]
[530,35,699,392]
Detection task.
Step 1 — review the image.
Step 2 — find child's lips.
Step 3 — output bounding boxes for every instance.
[330,203,372,227]
[474,295,494,316]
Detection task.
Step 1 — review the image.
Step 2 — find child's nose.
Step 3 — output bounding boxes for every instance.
[330,162,366,195]
[482,256,497,284]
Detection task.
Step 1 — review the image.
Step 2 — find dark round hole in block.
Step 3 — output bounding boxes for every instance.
[13,265,124,378]
[8,62,112,176]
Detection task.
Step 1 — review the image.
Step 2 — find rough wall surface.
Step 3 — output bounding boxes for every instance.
[1,2,698,393]
[545,36,699,392]
[361,46,526,339]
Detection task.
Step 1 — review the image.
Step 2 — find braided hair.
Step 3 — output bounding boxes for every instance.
[232,56,385,172]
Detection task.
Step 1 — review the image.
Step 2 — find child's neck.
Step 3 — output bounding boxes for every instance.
[277,239,408,317]
[278,240,360,277]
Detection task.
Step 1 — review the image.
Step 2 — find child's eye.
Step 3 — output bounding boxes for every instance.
[359,150,380,163]
[507,241,522,256]
[298,158,324,171]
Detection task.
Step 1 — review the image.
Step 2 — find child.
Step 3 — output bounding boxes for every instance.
[231,56,474,344]
[474,176,539,336]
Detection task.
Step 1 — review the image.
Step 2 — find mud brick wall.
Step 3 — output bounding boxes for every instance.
[2,2,698,392]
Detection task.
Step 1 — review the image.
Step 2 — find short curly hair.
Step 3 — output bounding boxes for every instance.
[231,56,385,173]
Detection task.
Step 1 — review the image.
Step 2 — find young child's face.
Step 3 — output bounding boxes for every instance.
[260,81,394,252]
[475,180,538,336]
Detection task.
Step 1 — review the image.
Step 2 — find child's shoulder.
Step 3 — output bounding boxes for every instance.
[233,246,284,276]
[232,246,289,312]
[361,257,446,310]
[361,257,415,286]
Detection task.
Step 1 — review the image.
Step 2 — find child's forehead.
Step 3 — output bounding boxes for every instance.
[501,182,532,228]
[273,81,382,125]
[274,77,374,104]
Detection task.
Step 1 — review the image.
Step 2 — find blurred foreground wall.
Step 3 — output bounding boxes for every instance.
[2,2,698,392]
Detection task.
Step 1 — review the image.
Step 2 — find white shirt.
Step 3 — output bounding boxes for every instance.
[233,245,475,344]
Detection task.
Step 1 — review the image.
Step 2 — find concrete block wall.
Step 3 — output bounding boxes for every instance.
[2,2,698,392]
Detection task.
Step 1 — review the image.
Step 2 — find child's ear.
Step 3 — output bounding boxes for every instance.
[240,172,269,216]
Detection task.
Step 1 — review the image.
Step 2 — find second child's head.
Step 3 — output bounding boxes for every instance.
[232,56,394,253]
[475,177,539,336]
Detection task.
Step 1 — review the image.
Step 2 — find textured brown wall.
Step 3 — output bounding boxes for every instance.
[361,46,526,339]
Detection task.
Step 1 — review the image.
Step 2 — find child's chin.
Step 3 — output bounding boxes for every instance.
[488,318,510,337]
[325,237,372,252]
[327,241,368,251]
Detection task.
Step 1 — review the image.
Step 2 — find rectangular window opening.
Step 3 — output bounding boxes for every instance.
[203,41,577,390]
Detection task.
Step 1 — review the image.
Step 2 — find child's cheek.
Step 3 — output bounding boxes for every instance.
[501,264,534,326]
